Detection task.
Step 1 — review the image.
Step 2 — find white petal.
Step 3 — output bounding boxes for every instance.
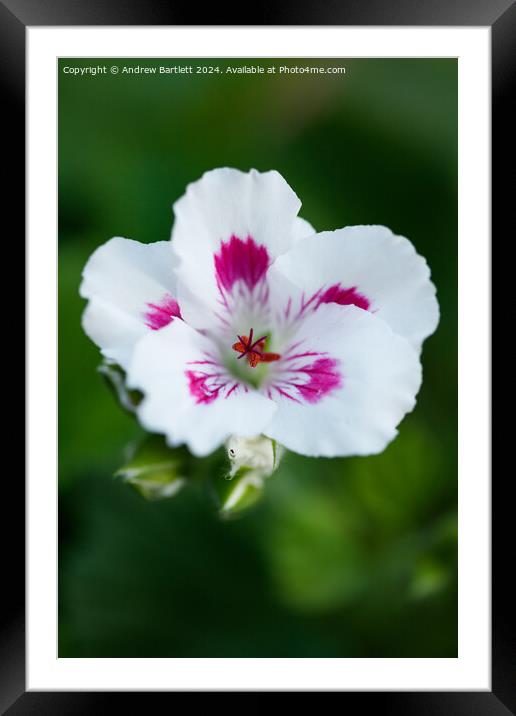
[274,225,439,351]
[80,237,180,367]
[127,319,277,457]
[171,168,303,329]
[82,298,146,367]
[291,216,316,241]
[264,303,422,458]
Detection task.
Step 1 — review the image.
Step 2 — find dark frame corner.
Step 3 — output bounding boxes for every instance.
[8,0,510,712]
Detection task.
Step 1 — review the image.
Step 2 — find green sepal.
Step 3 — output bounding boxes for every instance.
[211,466,265,519]
[98,360,143,414]
[115,435,189,501]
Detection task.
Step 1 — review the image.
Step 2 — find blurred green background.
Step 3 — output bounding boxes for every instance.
[58,58,457,657]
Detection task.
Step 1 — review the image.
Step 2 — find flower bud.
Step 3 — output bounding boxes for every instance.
[211,436,284,518]
[226,435,283,478]
[115,435,187,500]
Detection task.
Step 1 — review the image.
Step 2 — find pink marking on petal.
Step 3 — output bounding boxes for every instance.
[144,293,182,330]
[185,370,222,404]
[283,350,322,362]
[273,356,342,404]
[185,354,241,404]
[295,358,342,403]
[225,382,239,399]
[273,385,302,403]
[214,235,270,292]
[187,359,220,367]
[318,283,370,312]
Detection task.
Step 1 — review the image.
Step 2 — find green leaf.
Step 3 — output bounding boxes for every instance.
[98,360,143,414]
[115,435,189,501]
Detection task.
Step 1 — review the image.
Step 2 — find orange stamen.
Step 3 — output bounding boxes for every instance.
[259,352,281,363]
[232,329,281,368]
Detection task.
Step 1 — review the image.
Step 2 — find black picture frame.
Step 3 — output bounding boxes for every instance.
[6,0,509,711]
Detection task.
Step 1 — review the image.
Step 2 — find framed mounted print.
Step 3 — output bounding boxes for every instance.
[5,0,510,710]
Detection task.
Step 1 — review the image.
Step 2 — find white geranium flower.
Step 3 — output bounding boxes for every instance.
[80,168,439,458]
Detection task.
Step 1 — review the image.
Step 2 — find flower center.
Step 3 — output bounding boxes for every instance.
[232,327,281,368]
